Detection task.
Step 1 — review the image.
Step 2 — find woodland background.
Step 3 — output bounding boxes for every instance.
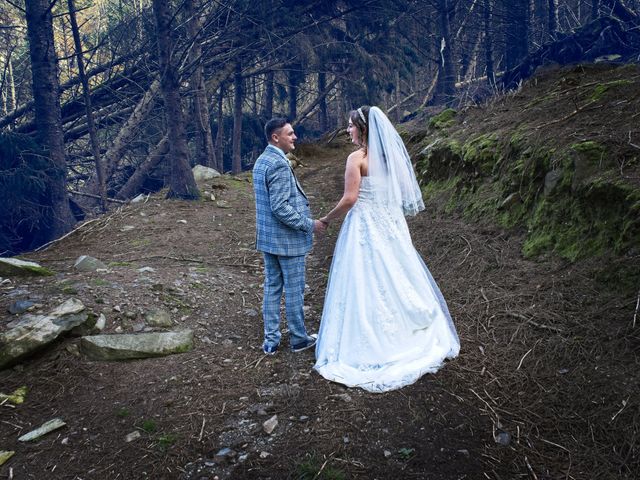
[0,0,639,254]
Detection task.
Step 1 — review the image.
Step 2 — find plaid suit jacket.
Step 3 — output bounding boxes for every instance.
[253,144,314,256]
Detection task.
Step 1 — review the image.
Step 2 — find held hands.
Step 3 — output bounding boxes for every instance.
[313,219,328,237]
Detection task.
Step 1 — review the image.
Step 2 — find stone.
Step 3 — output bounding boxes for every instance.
[262,415,278,434]
[192,165,221,181]
[95,314,107,331]
[259,451,270,459]
[120,225,135,232]
[71,312,106,336]
[0,258,53,277]
[131,193,148,203]
[80,330,194,360]
[328,393,352,403]
[18,418,66,442]
[543,169,562,196]
[145,309,173,328]
[137,266,155,273]
[213,447,236,463]
[125,431,141,442]
[0,451,15,466]
[383,450,392,458]
[0,299,88,370]
[74,255,107,272]
[216,200,230,208]
[494,431,511,446]
[8,300,35,314]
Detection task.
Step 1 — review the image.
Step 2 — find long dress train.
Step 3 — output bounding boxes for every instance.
[314,177,460,393]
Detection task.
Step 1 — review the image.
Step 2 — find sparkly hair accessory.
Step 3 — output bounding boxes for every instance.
[357,107,366,124]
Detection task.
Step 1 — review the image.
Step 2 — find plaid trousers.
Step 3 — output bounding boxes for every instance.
[262,252,310,348]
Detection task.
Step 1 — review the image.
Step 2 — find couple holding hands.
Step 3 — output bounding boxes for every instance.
[252,106,460,393]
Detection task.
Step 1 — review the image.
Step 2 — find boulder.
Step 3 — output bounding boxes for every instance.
[192,165,221,181]
[0,258,53,277]
[80,330,193,360]
[73,255,107,272]
[145,309,173,328]
[0,299,88,370]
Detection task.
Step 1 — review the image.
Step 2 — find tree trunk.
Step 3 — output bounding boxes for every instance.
[25,0,75,238]
[68,0,107,211]
[264,70,274,119]
[434,0,455,104]
[484,0,496,88]
[152,0,199,199]
[215,85,225,172]
[232,64,243,174]
[548,0,559,39]
[317,71,328,132]
[288,68,301,121]
[185,0,216,169]
[592,0,600,20]
[505,0,530,70]
[116,135,169,200]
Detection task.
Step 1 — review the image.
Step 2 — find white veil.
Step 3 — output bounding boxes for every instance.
[367,106,425,216]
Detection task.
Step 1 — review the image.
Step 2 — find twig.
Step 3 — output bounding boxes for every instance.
[69,189,127,204]
[198,416,206,441]
[517,347,534,370]
[34,218,100,251]
[610,398,629,422]
[524,456,539,480]
[312,452,335,480]
[633,290,639,328]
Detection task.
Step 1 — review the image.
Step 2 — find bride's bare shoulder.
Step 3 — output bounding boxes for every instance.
[346,148,366,164]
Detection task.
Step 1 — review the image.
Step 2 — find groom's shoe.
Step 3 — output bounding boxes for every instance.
[263,344,278,355]
[291,333,317,353]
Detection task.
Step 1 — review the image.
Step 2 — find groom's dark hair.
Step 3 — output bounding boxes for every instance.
[265,117,289,142]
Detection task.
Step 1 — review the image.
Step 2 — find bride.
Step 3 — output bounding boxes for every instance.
[313,106,460,393]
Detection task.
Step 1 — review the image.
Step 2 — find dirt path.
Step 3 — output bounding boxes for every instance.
[1,137,637,479]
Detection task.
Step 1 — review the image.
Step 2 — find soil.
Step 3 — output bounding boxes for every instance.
[1,134,638,478]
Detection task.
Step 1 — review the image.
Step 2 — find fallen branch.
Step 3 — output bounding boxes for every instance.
[68,190,126,204]
[34,218,100,252]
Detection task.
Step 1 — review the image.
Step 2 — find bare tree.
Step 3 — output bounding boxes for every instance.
[67,0,106,210]
[232,63,242,174]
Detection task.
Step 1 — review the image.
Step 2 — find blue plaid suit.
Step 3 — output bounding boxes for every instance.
[253,144,315,349]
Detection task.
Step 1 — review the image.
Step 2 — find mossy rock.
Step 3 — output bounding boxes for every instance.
[590,79,633,102]
[428,108,457,130]
[461,134,500,176]
[0,258,54,277]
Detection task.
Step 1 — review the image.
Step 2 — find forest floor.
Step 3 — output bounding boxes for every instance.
[1,133,638,479]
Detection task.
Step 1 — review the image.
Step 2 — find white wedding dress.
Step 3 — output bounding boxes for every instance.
[314,176,460,393]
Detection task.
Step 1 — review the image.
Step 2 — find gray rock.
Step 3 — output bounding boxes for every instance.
[543,169,562,196]
[74,255,107,272]
[125,431,141,442]
[131,193,148,203]
[71,312,106,336]
[0,258,53,277]
[214,447,236,463]
[192,165,221,181]
[145,309,173,328]
[216,200,230,208]
[262,415,278,434]
[0,299,88,370]
[18,418,66,442]
[8,300,35,314]
[494,431,511,446]
[80,330,193,360]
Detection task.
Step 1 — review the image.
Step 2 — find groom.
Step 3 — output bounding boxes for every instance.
[253,118,326,355]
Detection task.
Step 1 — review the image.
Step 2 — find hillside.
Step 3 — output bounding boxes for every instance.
[1,64,639,479]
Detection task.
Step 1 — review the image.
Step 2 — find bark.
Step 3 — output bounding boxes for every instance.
[116,135,169,200]
[592,0,600,20]
[505,0,530,70]
[263,70,274,119]
[215,85,225,172]
[68,0,107,211]
[548,0,559,39]
[484,0,496,88]
[317,71,328,132]
[434,0,455,104]
[25,0,75,238]
[232,64,243,174]
[186,0,216,169]
[292,74,340,128]
[153,0,199,199]
[288,68,299,121]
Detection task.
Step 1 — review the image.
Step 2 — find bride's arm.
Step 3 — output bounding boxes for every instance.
[320,153,362,225]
